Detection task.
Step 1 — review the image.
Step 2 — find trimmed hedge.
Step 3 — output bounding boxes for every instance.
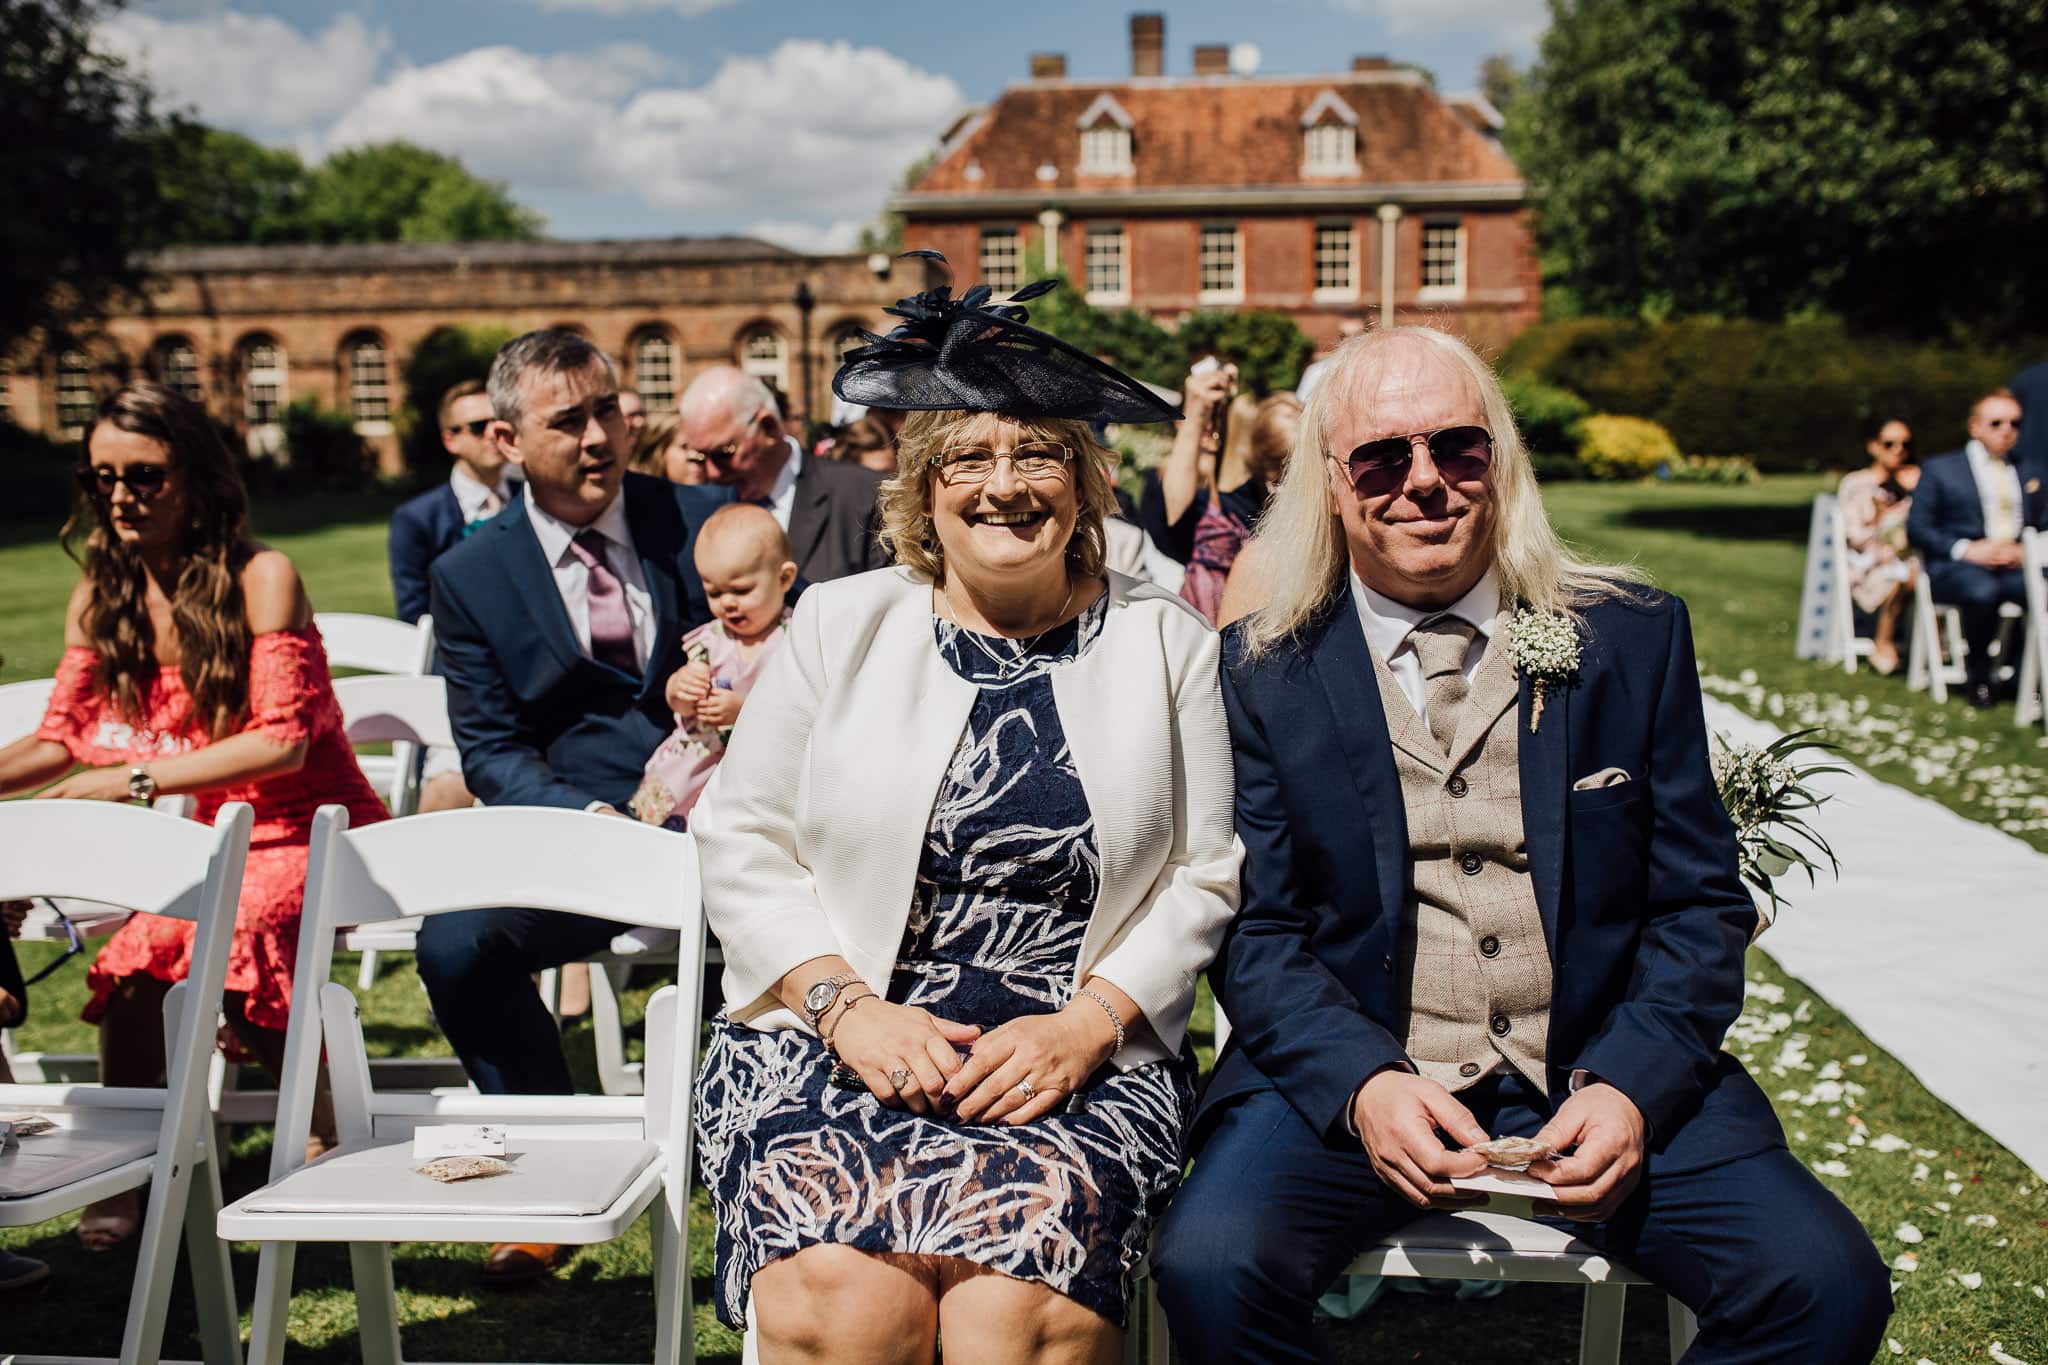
[1501,318,2040,471]
[1577,414,1680,481]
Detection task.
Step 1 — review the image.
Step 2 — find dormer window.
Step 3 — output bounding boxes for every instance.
[1301,90,1361,176]
[1076,94,1134,175]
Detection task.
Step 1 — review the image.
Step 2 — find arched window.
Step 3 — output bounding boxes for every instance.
[827,322,870,363]
[154,338,201,402]
[739,327,787,393]
[632,331,678,412]
[55,350,96,432]
[345,334,390,427]
[243,338,287,454]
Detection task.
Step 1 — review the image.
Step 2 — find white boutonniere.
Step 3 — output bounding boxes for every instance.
[1504,608,1581,732]
[1711,728,1844,937]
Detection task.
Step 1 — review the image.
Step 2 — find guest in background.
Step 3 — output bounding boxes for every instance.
[691,263,1238,1361]
[0,384,386,1251]
[630,412,707,485]
[617,387,647,436]
[1907,388,2047,707]
[680,366,889,583]
[1181,393,1303,624]
[1838,417,1919,674]
[833,415,897,474]
[387,379,517,625]
[1140,361,1240,569]
[420,330,728,1285]
[1,903,51,1291]
[629,505,795,830]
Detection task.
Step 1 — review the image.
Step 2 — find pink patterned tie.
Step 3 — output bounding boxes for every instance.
[569,530,639,674]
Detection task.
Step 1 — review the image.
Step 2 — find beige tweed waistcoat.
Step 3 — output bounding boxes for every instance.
[1370,617,1555,1095]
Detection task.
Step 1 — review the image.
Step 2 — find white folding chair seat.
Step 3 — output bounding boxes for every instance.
[221,804,704,1365]
[0,800,252,1365]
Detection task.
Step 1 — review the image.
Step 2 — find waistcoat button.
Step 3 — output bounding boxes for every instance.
[1479,934,1501,958]
[1459,1061,1482,1077]
[1447,775,1470,798]
[1459,851,1484,876]
[1490,1012,1511,1037]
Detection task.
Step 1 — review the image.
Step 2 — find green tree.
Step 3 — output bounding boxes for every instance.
[0,0,186,350]
[1478,53,1524,114]
[1176,310,1315,398]
[149,127,309,245]
[1506,0,2048,333]
[1012,248,1179,389]
[398,323,512,480]
[300,143,542,245]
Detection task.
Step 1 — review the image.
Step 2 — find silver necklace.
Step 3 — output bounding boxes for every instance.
[954,580,1077,683]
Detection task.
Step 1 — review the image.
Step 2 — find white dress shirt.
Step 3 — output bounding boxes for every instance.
[523,491,656,672]
[1347,569,1501,720]
[449,465,516,525]
[760,435,803,531]
[1953,438,2026,557]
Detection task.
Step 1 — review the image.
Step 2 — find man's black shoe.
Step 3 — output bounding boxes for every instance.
[1966,682,1997,708]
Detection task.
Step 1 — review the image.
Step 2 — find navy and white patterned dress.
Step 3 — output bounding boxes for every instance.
[694,593,1197,1328]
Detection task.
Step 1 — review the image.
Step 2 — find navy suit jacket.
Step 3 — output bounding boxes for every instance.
[1203,587,1784,1174]
[389,484,469,625]
[2010,359,2048,484]
[427,474,730,811]
[1906,448,2048,564]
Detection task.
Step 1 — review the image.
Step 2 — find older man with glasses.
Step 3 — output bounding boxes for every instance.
[1907,387,2048,707]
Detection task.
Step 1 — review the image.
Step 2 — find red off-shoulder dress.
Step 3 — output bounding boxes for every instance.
[34,625,389,1032]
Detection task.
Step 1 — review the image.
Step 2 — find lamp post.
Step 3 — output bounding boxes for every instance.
[793,280,816,430]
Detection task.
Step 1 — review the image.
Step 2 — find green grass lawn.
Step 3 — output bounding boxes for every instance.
[3,478,2045,1362]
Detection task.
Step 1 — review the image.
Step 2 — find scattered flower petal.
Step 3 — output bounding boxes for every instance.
[1952,1271,1982,1290]
[1965,1214,1998,1228]
[1895,1223,1923,1244]
[1892,1251,1919,1272]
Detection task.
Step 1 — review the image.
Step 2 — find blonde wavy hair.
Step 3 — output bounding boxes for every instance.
[878,409,1117,583]
[1238,327,1642,659]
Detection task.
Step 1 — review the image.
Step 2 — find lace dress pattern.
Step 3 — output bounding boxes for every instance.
[694,593,1196,1328]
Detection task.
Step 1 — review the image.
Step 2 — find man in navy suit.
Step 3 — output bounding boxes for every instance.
[422,330,727,1283]
[1153,330,1888,1362]
[388,379,518,625]
[1906,388,2047,707]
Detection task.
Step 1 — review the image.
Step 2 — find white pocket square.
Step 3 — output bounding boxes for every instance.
[1572,767,1632,791]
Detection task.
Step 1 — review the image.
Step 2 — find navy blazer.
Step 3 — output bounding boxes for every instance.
[2010,359,2048,484]
[389,484,468,625]
[428,474,730,811]
[1204,587,1784,1175]
[1906,448,2048,563]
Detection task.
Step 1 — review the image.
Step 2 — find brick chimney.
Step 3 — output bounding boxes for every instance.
[1030,52,1067,79]
[1131,13,1164,77]
[1352,54,1391,71]
[1193,44,1229,76]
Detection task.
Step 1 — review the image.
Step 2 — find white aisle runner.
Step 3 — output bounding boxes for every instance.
[1703,697,2048,1178]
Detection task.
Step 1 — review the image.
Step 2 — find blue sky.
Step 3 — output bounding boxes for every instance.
[102,0,1548,247]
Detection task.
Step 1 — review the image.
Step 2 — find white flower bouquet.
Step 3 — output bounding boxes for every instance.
[1711,727,1845,936]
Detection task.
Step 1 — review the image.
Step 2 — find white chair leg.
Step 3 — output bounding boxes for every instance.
[357,947,382,991]
[591,958,642,1096]
[1667,1295,1699,1359]
[245,1241,299,1365]
[186,1122,245,1365]
[351,1243,405,1365]
[652,1189,690,1365]
[538,965,561,1021]
[741,1320,763,1365]
[1578,1283,1626,1365]
[120,1123,202,1364]
[1146,1272,1171,1365]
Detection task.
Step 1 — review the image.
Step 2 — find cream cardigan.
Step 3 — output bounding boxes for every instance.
[691,565,1242,1067]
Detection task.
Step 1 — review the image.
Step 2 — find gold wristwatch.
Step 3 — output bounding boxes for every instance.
[127,766,158,804]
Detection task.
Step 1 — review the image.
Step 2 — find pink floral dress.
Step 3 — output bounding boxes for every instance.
[629,613,790,829]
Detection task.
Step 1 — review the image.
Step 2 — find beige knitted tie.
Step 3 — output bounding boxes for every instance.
[1410,614,1479,755]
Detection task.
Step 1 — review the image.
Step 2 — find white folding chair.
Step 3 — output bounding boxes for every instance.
[2018,527,2048,731]
[316,612,436,818]
[1907,562,1967,700]
[333,673,454,819]
[1793,493,1874,671]
[0,800,252,1365]
[221,805,704,1365]
[0,676,58,739]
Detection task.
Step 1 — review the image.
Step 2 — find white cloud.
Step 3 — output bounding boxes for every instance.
[96,8,391,135]
[745,218,869,254]
[1332,0,1547,41]
[521,0,738,14]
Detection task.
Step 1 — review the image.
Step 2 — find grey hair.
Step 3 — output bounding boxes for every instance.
[487,329,617,430]
[1237,326,1645,659]
[680,369,777,430]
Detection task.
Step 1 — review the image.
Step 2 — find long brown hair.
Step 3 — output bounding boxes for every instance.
[61,383,257,738]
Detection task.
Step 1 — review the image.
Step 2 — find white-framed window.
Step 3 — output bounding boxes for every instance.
[1421,220,1466,297]
[633,332,678,412]
[1314,224,1357,299]
[55,350,95,432]
[157,339,201,402]
[980,228,1022,293]
[739,327,787,393]
[1079,124,1133,175]
[1084,227,1128,304]
[1198,224,1242,302]
[244,340,286,427]
[0,364,10,424]
[1304,123,1357,175]
[346,336,391,429]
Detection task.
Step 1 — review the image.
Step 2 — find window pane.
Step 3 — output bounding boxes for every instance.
[1423,223,1462,290]
[160,343,201,402]
[56,350,95,429]
[1305,123,1355,171]
[1085,228,1126,296]
[634,334,677,411]
[1315,226,1354,291]
[1200,226,1239,294]
[348,340,389,421]
[980,229,1021,293]
[740,328,787,391]
[1080,125,1131,174]
[245,342,286,425]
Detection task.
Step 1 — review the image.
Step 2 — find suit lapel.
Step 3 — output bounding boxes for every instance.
[495,495,583,668]
[1517,647,1570,956]
[787,452,831,575]
[624,481,686,696]
[1306,603,1409,927]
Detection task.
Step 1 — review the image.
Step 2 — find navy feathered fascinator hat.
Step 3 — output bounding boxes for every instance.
[832,251,1180,425]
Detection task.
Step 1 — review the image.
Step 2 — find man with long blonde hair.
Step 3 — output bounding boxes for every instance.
[1153,328,1889,1361]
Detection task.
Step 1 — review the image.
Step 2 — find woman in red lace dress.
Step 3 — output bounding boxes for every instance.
[0,383,387,1249]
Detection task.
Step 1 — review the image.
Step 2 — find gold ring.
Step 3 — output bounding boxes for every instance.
[889,1068,911,1090]
[1016,1080,1037,1100]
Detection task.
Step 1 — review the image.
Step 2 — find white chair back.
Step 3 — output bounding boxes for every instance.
[333,674,455,816]
[0,801,252,1365]
[1794,493,1842,662]
[2018,528,2048,731]
[315,612,434,675]
[0,676,57,740]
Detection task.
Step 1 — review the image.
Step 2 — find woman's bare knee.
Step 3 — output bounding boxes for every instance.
[937,1265,1120,1365]
[752,1245,937,1365]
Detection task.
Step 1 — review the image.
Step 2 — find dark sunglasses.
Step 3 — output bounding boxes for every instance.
[1985,418,2022,430]
[446,418,493,437]
[78,465,171,500]
[21,902,85,987]
[699,415,763,463]
[1339,425,1495,496]
[1875,437,1912,450]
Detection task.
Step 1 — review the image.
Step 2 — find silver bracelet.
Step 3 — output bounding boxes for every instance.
[1079,988,1125,1055]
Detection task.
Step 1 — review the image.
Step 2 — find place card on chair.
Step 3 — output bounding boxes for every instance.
[410,1124,506,1160]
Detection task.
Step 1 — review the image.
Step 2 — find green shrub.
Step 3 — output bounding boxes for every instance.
[280,398,374,489]
[1502,316,2037,471]
[400,323,513,481]
[1502,373,1591,461]
[1663,454,1760,485]
[1577,413,1681,481]
[1175,310,1316,398]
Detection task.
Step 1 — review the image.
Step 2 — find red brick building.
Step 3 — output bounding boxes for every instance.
[896,14,1539,358]
[1,237,925,472]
